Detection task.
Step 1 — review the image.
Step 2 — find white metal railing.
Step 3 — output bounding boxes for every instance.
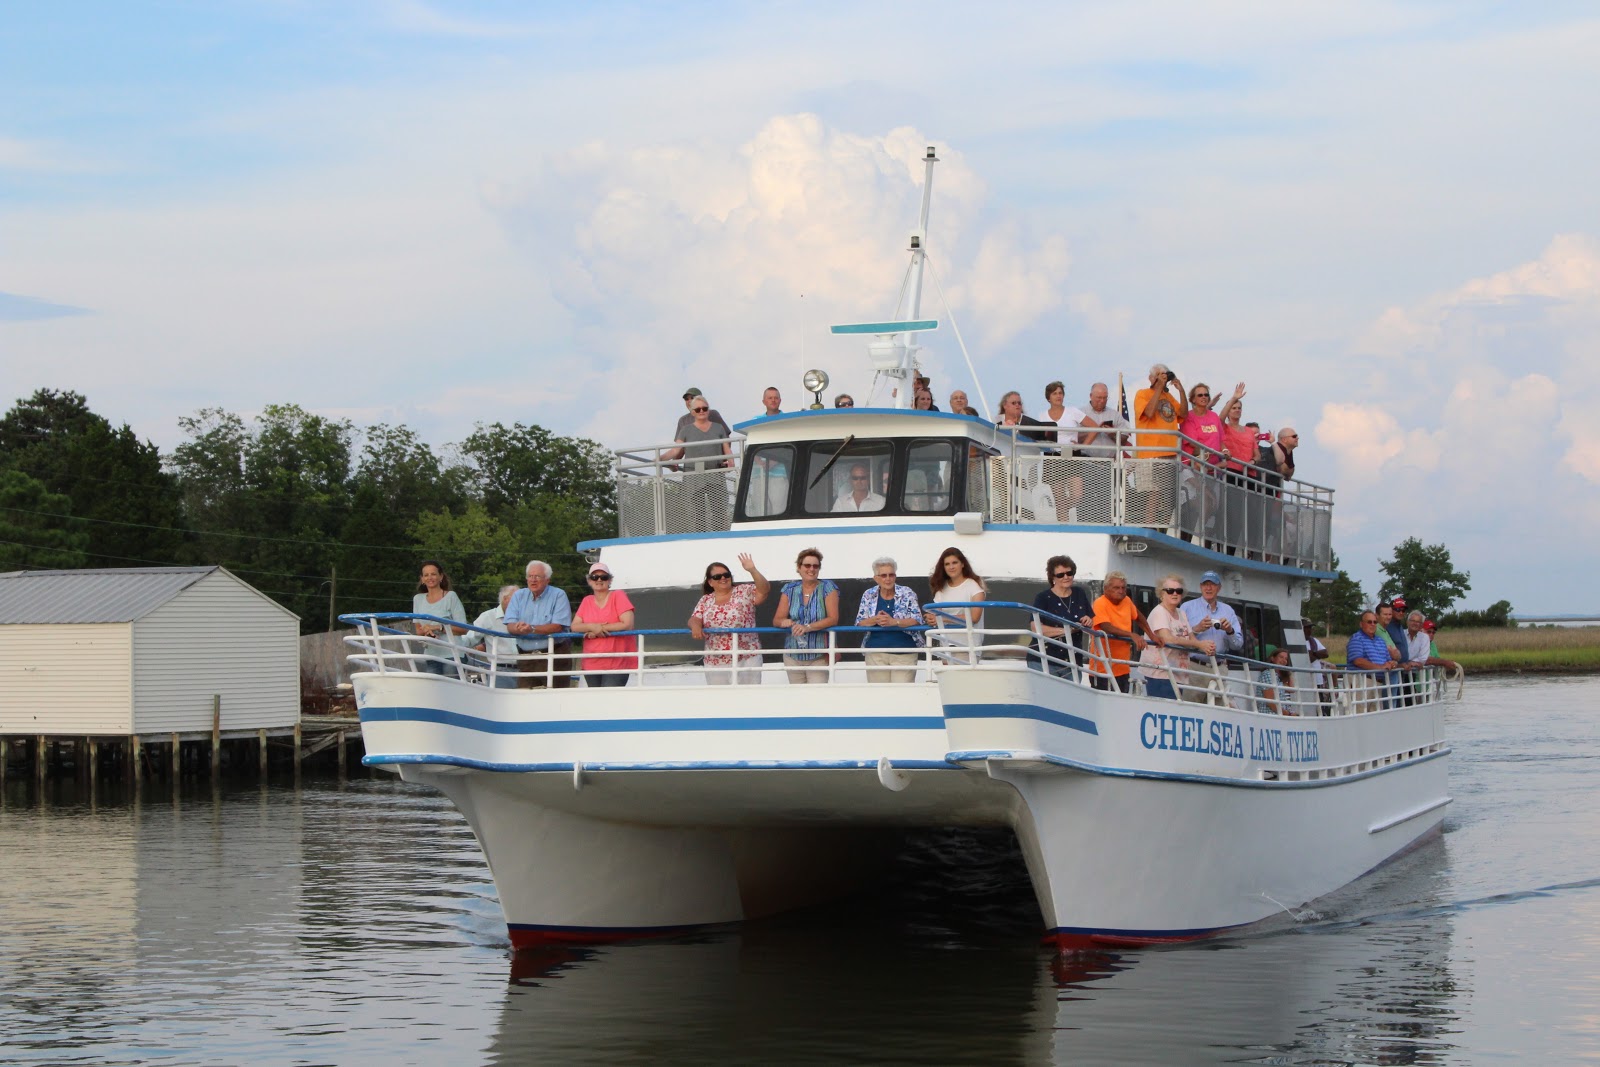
[610,426,1332,569]
[341,605,1445,715]
[614,437,747,536]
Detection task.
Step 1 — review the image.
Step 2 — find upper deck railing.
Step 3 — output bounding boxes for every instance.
[611,420,1333,569]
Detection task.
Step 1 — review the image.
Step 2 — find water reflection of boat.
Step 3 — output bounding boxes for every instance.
[347,144,1456,953]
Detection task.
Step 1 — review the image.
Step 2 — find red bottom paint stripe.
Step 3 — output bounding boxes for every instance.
[508,922,727,948]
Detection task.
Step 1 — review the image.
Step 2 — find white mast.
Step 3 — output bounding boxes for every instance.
[895,146,938,408]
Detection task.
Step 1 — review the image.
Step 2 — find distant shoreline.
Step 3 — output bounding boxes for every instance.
[1320,627,1600,675]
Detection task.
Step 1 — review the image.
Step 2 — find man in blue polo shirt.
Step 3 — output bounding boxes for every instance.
[1347,610,1400,709]
[504,560,574,689]
[1179,570,1245,704]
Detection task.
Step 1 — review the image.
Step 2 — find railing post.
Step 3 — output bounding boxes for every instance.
[653,450,667,536]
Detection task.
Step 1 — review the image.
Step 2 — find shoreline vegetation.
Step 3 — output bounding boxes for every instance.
[1322,627,1600,674]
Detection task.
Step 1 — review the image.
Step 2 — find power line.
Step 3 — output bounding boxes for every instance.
[0,537,416,587]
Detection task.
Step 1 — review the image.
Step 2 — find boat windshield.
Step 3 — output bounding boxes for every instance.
[737,437,960,520]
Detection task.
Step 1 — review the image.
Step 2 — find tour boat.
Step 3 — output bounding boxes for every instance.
[347,148,1454,952]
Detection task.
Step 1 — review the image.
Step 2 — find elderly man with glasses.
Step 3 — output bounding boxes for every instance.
[1347,610,1401,710]
[504,560,574,689]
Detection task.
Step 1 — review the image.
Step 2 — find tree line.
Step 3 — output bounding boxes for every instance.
[1303,537,1511,636]
[0,389,615,633]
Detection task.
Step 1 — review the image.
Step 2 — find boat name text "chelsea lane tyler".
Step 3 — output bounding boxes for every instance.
[1138,712,1320,764]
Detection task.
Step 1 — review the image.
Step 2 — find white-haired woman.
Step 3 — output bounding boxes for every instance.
[855,556,924,683]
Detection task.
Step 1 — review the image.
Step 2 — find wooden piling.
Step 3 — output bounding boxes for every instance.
[36,735,46,781]
[170,733,180,779]
[211,695,222,782]
[1,737,7,785]
[336,729,347,777]
[88,739,98,788]
[258,728,268,777]
[131,735,143,783]
[293,721,303,781]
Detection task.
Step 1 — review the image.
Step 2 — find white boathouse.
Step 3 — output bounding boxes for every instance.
[0,566,300,739]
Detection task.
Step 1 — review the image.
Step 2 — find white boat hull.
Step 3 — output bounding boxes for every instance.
[356,664,1450,950]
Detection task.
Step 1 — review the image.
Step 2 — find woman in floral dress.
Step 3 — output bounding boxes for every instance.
[687,553,771,685]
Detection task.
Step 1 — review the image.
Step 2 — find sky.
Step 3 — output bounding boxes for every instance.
[3,1,1597,613]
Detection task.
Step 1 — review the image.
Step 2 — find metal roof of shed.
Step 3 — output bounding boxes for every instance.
[0,566,220,624]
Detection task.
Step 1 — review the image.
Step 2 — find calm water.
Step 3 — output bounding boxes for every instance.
[2,676,1598,1065]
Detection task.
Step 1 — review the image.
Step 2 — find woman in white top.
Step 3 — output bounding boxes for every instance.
[924,547,985,664]
[412,560,469,677]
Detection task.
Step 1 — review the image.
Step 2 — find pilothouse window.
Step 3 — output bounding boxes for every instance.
[804,441,894,515]
[742,444,794,518]
[903,440,953,512]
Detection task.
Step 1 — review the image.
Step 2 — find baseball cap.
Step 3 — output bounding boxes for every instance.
[1199,570,1222,586]
[1423,619,1438,633]
[683,387,704,399]
[1391,596,1407,610]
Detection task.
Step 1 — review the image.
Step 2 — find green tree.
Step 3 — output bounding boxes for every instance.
[1439,599,1515,628]
[0,469,89,569]
[409,502,523,612]
[1377,537,1471,620]
[170,404,364,631]
[0,388,184,564]
[1303,552,1365,637]
[458,422,615,532]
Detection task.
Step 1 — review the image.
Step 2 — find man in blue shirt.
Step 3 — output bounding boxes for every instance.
[504,560,574,689]
[1178,570,1245,704]
[1347,610,1400,709]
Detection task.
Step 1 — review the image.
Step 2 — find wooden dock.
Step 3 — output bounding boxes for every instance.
[0,712,365,787]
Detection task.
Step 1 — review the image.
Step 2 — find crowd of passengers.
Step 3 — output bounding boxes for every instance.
[666,370,1303,549]
[406,557,1459,713]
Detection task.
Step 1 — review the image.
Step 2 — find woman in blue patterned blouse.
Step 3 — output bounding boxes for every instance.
[772,547,840,684]
[855,556,925,683]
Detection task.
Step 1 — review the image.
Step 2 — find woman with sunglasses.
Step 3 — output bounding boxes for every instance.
[771,547,840,684]
[1142,574,1215,700]
[1030,555,1094,677]
[571,567,637,687]
[688,552,771,685]
[834,394,855,408]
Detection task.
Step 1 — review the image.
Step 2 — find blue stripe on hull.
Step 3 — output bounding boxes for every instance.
[943,702,1098,735]
[360,706,945,734]
[362,754,959,772]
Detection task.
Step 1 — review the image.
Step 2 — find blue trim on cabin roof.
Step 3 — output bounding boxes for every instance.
[733,408,988,433]
[577,523,1337,578]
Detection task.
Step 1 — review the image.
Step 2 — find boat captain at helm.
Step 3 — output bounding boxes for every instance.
[832,461,886,513]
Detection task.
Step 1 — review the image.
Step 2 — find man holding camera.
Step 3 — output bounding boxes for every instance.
[1133,363,1188,529]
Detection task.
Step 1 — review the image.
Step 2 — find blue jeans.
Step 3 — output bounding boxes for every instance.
[1145,677,1177,700]
[585,673,629,687]
[418,658,457,678]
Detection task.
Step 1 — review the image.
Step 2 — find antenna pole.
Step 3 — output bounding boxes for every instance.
[895,146,938,408]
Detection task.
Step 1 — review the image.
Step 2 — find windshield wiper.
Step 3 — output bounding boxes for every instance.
[807,435,857,491]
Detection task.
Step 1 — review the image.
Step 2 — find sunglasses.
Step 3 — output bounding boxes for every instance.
[588,573,612,581]
[691,406,709,413]
[1052,570,1075,579]
[1162,587,1185,595]
[799,562,820,569]
[709,572,733,581]
[839,401,854,407]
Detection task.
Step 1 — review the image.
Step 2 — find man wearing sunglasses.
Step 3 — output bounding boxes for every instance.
[675,387,728,438]
[832,461,885,513]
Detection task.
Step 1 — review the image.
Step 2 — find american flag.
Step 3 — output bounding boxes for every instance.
[1117,373,1130,423]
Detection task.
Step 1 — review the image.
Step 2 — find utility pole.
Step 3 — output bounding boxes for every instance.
[327,564,337,632]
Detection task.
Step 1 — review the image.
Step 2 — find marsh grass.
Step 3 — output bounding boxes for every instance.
[1321,627,1600,672]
